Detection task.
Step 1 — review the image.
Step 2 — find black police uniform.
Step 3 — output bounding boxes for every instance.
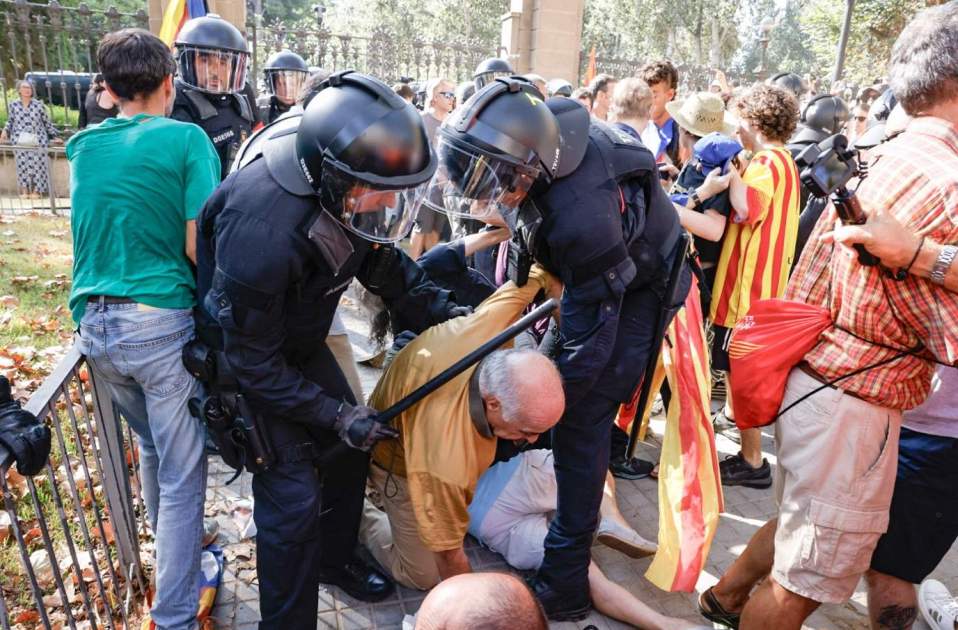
[530,120,690,601]
[257,93,292,125]
[171,79,258,181]
[194,156,454,628]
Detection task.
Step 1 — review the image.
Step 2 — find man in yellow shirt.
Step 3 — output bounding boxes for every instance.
[359,265,565,590]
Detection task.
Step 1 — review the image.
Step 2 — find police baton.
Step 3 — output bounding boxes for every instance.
[315,297,560,468]
[626,233,689,461]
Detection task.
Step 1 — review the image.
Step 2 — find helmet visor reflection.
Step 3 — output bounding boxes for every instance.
[178,46,248,94]
[266,70,308,104]
[321,164,426,244]
[421,137,535,227]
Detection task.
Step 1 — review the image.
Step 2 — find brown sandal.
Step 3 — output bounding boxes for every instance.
[698,587,741,629]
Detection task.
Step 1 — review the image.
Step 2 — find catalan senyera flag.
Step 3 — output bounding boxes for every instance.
[615,276,724,592]
[159,0,207,47]
[584,45,597,86]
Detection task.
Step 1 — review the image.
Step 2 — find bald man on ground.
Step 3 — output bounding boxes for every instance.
[415,573,548,630]
[359,265,565,590]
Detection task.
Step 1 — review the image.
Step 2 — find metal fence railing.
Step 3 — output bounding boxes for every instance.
[577,53,748,91]
[1,346,147,629]
[248,21,494,87]
[0,0,149,135]
[0,143,68,214]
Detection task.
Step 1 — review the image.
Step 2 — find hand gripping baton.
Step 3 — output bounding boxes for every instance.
[315,298,559,468]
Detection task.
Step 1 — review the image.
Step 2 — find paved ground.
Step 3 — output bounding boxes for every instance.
[200,298,958,629]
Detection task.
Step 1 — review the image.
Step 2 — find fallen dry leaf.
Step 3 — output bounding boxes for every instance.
[0,295,18,307]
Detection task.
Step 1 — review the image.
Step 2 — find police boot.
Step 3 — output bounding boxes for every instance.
[525,574,592,621]
[318,553,394,603]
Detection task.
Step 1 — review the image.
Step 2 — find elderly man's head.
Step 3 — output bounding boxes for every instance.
[415,572,547,630]
[477,349,564,443]
[888,2,958,117]
[608,77,653,129]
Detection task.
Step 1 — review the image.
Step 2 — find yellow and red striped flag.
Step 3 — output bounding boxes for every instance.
[615,275,723,592]
[647,276,724,591]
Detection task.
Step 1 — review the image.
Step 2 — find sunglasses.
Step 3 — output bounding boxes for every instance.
[853,115,867,122]
[438,91,456,99]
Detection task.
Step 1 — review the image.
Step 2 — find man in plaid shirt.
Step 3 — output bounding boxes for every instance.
[699,5,958,629]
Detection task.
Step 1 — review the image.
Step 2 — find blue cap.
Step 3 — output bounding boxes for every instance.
[692,132,743,174]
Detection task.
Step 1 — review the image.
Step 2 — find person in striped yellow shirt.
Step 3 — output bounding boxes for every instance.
[707,84,801,489]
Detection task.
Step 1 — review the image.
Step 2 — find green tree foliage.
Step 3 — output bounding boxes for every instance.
[581,0,940,88]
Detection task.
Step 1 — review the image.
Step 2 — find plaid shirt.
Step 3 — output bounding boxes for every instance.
[786,117,958,410]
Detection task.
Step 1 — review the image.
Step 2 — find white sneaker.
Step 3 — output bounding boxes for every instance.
[919,579,958,630]
[596,518,657,558]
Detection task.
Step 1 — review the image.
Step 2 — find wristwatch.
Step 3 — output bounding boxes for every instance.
[688,190,702,209]
[931,244,957,285]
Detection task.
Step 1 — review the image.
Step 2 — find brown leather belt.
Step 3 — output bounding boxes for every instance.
[797,361,866,402]
[87,295,135,304]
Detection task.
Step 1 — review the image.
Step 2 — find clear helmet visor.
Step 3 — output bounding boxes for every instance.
[266,69,308,105]
[321,164,426,244]
[177,46,248,94]
[421,137,536,230]
[475,70,512,90]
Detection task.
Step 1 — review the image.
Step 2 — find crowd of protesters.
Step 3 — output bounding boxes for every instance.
[0,3,953,630]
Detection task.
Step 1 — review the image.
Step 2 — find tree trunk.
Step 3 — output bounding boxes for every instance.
[709,16,723,67]
[832,0,855,83]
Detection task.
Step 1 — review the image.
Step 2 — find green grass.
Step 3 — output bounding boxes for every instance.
[0,213,73,353]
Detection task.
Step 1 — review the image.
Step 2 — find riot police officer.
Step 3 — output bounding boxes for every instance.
[194,71,464,628]
[424,78,690,620]
[172,14,258,180]
[787,94,850,259]
[257,49,309,124]
[547,78,573,97]
[768,71,808,101]
[472,57,514,91]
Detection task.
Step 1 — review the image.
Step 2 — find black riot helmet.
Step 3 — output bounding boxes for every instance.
[473,57,514,91]
[547,78,574,97]
[422,77,561,230]
[175,14,249,95]
[769,72,807,100]
[791,94,850,145]
[259,70,436,243]
[263,50,309,105]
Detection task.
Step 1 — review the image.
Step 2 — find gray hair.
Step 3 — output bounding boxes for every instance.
[477,349,530,424]
[609,77,652,122]
[888,2,958,115]
[15,79,33,94]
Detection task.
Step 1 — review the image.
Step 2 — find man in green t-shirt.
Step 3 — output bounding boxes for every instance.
[68,29,219,630]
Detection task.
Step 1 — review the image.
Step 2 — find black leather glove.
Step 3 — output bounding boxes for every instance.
[334,403,399,451]
[0,376,51,476]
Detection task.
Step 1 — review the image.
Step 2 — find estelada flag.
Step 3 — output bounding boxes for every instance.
[646,276,724,592]
[159,0,208,47]
[584,45,597,86]
[615,276,723,592]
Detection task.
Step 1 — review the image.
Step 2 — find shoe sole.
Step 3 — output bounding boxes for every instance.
[597,532,657,558]
[721,477,772,489]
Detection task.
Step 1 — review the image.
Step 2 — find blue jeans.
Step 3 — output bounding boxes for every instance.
[76,302,206,630]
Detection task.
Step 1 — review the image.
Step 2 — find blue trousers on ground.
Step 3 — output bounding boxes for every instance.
[77,302,207,630]
[251,343,370,629]
[539,284,672,595]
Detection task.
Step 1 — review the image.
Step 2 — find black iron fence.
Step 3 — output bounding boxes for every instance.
[0,346,147,628]
[578,53,748,92]
[0,143,69,214]
[0,0,149,133]
[248,21,493,87]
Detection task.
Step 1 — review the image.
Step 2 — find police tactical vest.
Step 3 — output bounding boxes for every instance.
[531,121,680,293]
[173,81,256,180]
